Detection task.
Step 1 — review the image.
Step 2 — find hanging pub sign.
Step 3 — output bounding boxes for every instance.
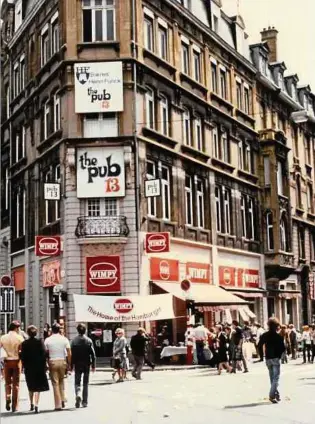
[144,179,161,198]
[35,236,61,257]
[145,232,170,254]
[74,61,123,113]
[76,147,125,198]
[44,183,60,200]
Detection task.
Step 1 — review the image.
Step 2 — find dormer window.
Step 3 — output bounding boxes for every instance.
[278,73,284,90]
[304,94,309,110]
[260,57,268,75]
[291,84,297,101]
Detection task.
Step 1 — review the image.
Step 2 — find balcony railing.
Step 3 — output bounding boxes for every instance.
[75,216,129,238]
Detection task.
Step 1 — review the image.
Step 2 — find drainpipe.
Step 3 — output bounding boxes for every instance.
[131,0,142,296]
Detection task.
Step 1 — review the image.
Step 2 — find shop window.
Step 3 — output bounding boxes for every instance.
[82,0,115,42]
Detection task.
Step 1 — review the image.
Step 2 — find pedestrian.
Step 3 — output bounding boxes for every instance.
[258,317,285,404]
[43,324,51,340]
[130,328,147,380]
[279,325,289,364]
[231,320,249,373]
[45,323,71,411]
[242,321,253,363]
[302,325,312,363]
[71,323,96,408]
[255,323,265,362]
[194,322,209,365]
[0,321,24,412]
[112,328,127,383]
[215,325,232,374]
[20,325,49,413]
[288,324,297,360]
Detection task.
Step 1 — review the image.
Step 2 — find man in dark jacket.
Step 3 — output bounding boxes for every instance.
[231,320,249,373]
[258,317,285,403]
[71,323,96,408]
[130,328,147,380]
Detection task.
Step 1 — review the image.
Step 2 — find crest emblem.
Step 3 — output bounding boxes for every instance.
[76,66,90,85]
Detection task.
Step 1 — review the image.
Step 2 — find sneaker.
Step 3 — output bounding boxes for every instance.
[82,403,88,408]
[275,392,281,402]
[269,398,278,404]
[61,401,66,409]
[6,399,11,412]
[75,396,81,408]
[243,370,249,373]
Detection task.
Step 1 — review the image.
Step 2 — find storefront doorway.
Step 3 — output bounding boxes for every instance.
[87,323,120,358]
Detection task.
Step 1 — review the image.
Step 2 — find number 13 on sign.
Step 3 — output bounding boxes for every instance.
[105,177,120,193]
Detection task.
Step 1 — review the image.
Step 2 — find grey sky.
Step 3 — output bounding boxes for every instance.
[223,0,315,89]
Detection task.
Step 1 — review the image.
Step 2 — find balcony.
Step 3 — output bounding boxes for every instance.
[75,216,129,244]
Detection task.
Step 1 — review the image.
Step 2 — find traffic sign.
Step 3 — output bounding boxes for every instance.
[180,279,191,292]
[0,286,15,313]
[1,275,11,286]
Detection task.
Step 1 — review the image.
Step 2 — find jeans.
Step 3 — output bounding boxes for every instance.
[266,358,281,399]
[196,342,205,365]
[4,360,22,411]
[133,355,144,378]
[74,365,90,405]
[49,360,67,409]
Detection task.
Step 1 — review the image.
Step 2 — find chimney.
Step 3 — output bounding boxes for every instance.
[261,26,278,62]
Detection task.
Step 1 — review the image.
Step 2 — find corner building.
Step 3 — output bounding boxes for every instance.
[1,0,268,352]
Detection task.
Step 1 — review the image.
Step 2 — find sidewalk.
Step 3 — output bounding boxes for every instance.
[95,364,210,372]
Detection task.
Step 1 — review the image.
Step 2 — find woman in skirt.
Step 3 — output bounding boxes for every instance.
[20,325,49,413]
[112,328,127,383]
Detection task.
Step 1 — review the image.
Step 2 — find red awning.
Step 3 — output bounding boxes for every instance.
[232,291,264,299]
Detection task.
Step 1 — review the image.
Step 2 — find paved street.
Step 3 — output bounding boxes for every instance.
[1,361,315,424]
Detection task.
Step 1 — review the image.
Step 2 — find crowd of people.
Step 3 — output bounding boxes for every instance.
[1,319,315,413]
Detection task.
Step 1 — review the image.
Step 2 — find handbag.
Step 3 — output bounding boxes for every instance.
[110,356,121,369]
[0,347,8,359]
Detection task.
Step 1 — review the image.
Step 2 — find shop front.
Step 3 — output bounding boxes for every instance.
[217,250,266,324]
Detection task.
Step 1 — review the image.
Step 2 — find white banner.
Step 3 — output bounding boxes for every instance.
[76,146,125,198]
[73,293,175,322]
[74,62,123,113]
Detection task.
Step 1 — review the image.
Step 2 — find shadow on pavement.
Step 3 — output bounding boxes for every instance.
[299,377,315,380]
[224,401,271,409]
[1,408,77,418]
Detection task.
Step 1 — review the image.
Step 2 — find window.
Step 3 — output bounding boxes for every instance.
[17,291,26,328]
[236,81,242,109]
[41,29,49,66]
[185,175,193,226]
[279,213,289,252]
[194,116,203,151]
[47,287,56,326]
[266,212,274,250]
[52,20,60,54]
[238,139,252,173]
[298,227,305,259]
[277,161,284,195]
[158,25,167,60]
[183,108,192,146]
[5,168,9,210]
[6,86,10,119]
[161,165,171,220]
[145,87,155,129]
[87,198,117,216]
[213,15,219,32]
[221,132,229,163]
[215,186,231,235]
[260,57,267,75]
[244,87,250,114]
[82,0,115,42]
[16,189,25,238]
[296,174,302,209]
[220,68,227,99]
[146,161,157,217]
[264,156,271,186]
[44,165,60,225]
[14,126,25,163]
[212,126,219,158]
[196,178,205,228]
[83,113,118,137]
[144,16,154,51]
[307,184,313,213]
[278,73,284,90]
[240,195,246,238]
[159,95,169,136]
[21,126,26,159]
[54,94,61,132]
[20,56,25,91]
[304,95,309,110]
[44,101,50,139]
[240,195,255,240]
[211,62,218,93]
[181,42,189,74]
[305,135,311,165]
[13,62,19,98]
[193,49,201,82]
